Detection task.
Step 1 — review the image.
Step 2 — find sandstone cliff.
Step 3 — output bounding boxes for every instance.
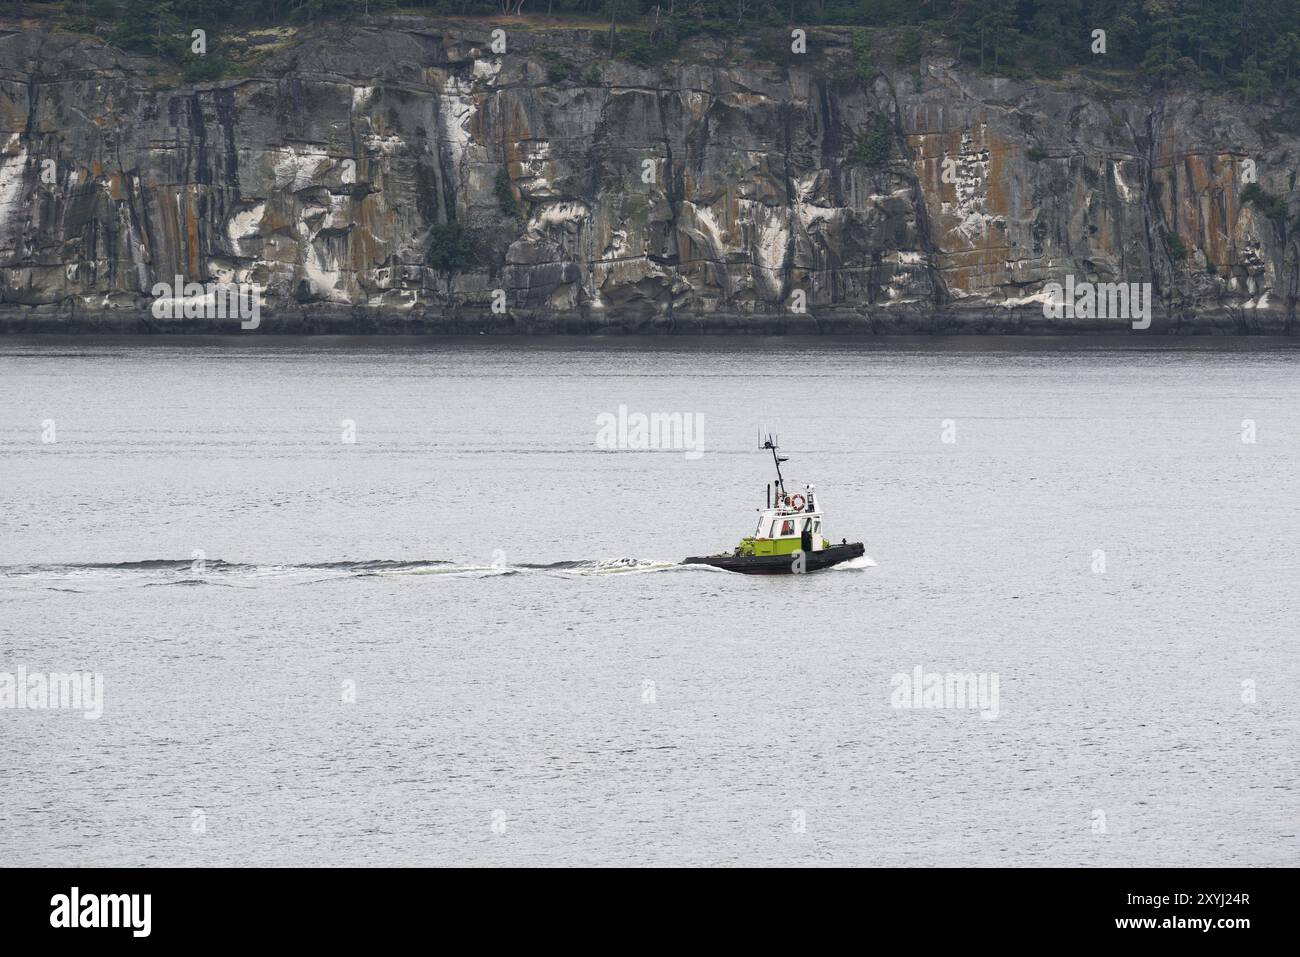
[0,16,1296,332]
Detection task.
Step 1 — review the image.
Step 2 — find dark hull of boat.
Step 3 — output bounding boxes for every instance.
[682,542,865,575]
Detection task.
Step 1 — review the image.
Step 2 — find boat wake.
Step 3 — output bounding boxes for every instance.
[0,556,730,591]
[829,555,877,570]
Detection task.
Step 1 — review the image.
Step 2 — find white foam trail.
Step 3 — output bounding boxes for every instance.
[376,563,505,577]
[830,555,876,570]
[549,559,682,576]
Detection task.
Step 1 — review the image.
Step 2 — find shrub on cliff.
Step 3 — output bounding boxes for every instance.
[426,222,478,289]
[543,51,574,83]
[1241,183,1289,226]
[180,53,228,83]
[850,114,893,168]
[494,170,522,221]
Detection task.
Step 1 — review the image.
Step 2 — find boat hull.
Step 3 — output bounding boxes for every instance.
[682,542,865,575]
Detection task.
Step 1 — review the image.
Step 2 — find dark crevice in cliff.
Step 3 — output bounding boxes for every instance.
[885,74,949,312]
[779,100,796,313]
[816,79,844,210]
[1140,99,1171,310]
[428,88,457,227]
[655,89,681,324]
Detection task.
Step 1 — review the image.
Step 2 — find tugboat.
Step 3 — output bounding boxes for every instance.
[682,434,865,574]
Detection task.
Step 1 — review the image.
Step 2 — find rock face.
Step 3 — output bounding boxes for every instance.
[0,17,1296,333]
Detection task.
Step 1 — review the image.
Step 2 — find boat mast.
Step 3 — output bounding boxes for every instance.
[761,432,788,504]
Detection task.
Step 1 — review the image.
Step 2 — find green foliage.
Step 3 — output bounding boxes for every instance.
[494,169,521,220]
[851,29,873,81]
[750,31,800,66]
[181,54,228,83]
[1241,183,1289,225]
[859,0,918,24]
[586,65,602,84]
[1167,233,1188,262]
[954,0,1017,72]
[32,1,1300,105]
[107,0,175,56]
[603,29,675,66]
[426,221,477,276]
[1026,146,1048,162]
[895,27,923,66]
[543,51,574,83]
[850,114,893,168]
[65,15,99,34]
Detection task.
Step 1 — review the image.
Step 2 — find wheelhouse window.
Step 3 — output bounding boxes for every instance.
[780,520,795,536]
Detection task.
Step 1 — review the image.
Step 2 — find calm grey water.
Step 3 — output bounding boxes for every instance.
[1,336,1297,867]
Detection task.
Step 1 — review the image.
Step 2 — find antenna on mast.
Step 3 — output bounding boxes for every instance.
[760,428,788,502]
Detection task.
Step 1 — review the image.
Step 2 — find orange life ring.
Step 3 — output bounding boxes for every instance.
[789,493,806,510]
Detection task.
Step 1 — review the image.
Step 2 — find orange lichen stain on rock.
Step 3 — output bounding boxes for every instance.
[368,198,397,236]
[944,245,1013,295]
[348,200,388,269]
[1197,154,1237,269]
[911,121,1019,295]
[260,204,296,237]
[681,169,698,201]
[183,188,203,277]
[1155,151,1236,269]
[152,187,182,279]
[1090,165,1117,259]
[469,93,489,140]
[1174,153,1207,244]
[1093,220,1115,259]
[345,228,372,276]
[713,189,736,242]
[906,130,955,208]
[501,99,535,175]
[684,91,711,125]
[107,171,126,202]
[982,139,1013,220]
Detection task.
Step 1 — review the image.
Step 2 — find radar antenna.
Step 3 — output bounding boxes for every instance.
[759,429,789,503]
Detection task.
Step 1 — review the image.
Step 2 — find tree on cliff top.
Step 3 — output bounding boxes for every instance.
[47,1,1300,113]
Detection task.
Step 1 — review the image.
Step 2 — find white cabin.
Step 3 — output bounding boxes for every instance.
[746,485,825,555]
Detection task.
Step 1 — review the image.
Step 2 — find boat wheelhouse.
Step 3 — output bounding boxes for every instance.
[739,486,826,557]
